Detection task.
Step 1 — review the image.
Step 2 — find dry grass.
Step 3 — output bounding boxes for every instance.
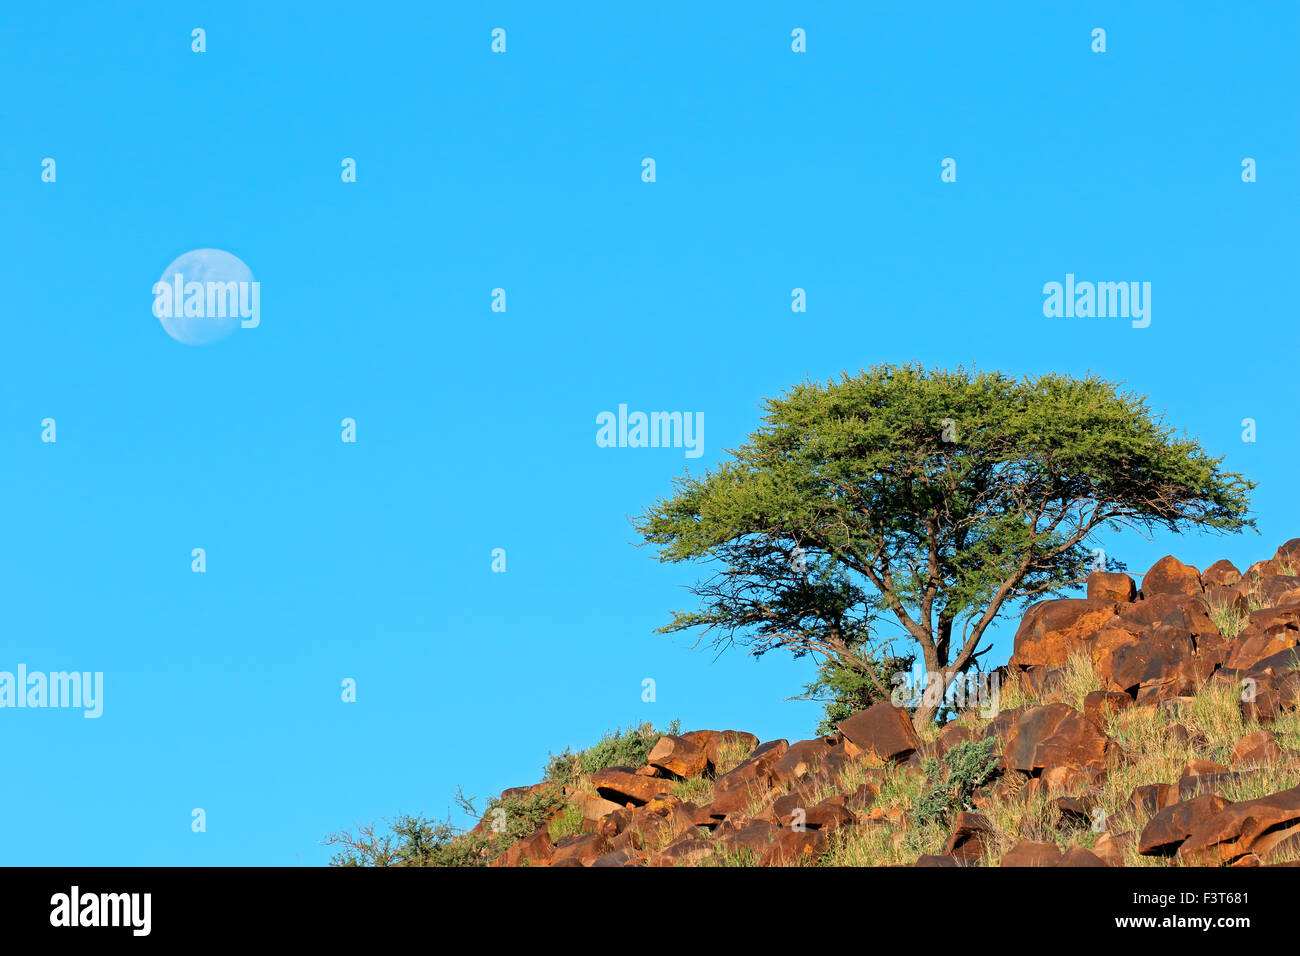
[1059,651,1105,711]
[820,668,1300,868]
[1208,600,1249,638]
[712,737,755,776]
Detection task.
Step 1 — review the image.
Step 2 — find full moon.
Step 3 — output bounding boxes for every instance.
[154,249,254,346]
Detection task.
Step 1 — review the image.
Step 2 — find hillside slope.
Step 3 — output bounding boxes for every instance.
[339,540,1300,867]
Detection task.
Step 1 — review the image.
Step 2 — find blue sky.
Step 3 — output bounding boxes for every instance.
[0,2,1295,865]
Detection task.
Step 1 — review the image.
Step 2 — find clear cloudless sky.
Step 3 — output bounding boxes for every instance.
[0,2,1296,865]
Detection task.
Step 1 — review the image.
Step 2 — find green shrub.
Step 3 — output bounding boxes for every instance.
[802,652,916,736]
[913,737,1000,828]
[543,719,680,788]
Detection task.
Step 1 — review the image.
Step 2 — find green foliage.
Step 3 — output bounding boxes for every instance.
[546,801,586,842]
[327,721,686,867]
[487,785,567,842]
[913,737,1001,828]
[325,784,568,868]
[543,719,680,788]
[636,363,1255,725]
[325,813,491,868]
[803,650,915,736]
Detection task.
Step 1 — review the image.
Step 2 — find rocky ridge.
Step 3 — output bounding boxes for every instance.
[477,539,1300,867]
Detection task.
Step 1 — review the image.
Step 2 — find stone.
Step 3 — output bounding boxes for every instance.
[1202,560,1243,589]
[1276,539,1300,568]
[1083,690,1132,730]
[1109,627,1198,699]
[1141,555,1203,598]
[597,807,634,838]
[1058,845,1107,866]
[647,735,709,779]
[1117,593,1216,636]
[1178,785,1300,865]
[837,702,921,762]
[941,811,994,862]
[762,826,827,865]
[590,768,674,805]
[1000,840,1063,867]
[708,740,788,816]
[771,738,833,787]
[1259,576,1300,607]
[591,849,636,867]
[566,789,625,824]
[996,703,1110,775]
[647,834,713,867]
[550,831,611,866]
[1138,794,1230,856]
[1087,571,1137,603]
[1091,830,1134,867]
[704,731,760,770]
[1231,730,1285,769]
[802,794,857,831]
[491,825,554,867]
[718,821,779,860]
[1010,598,1121,668]
[1126,784,1172,823]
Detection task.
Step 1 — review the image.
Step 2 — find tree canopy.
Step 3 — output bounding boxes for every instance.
[635,363,1255,729]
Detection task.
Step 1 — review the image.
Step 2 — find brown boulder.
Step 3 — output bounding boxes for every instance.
[647,734,709,779]
[837,702,921,763]
[941,811,994,862]
[802,794,857,831]
[1083,690,1132,730]
[1205,584,1248,614]
[1126,784,1172,823]
[678,729,719,753]
[590,768,674,805]
[1010,598,1121,668]
[1259,576,1300,607]
[1091,830,1134,866]
[1000,840,1063,867]
[762,826,827,865]
[1138,794,1230,856]
[1231,730,1286,769]
[1087,571,1137,603]
[704,730,760,769]
[767,784,818,827]
[1108,626,1198,700]
[647,834,713,867]
[590,849,636,867]
[718,821,778,861]
[550,831,611,866]
[1202,560,1243,589]
[1276,539,1300,568]
[491,825,555,867]
[771,738,833,787]
[1178,785,1300,865]
[1117,592,1216,636]
[996,702,1110,774]
[1057,845,1108,867]
[708,739,788,816]
[1141,555,1203,598]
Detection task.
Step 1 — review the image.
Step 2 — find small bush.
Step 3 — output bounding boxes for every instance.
[543,719,679,788]
[913,738,1000,828]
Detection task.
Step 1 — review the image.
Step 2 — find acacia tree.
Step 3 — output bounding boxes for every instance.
[635,364,1255,730]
